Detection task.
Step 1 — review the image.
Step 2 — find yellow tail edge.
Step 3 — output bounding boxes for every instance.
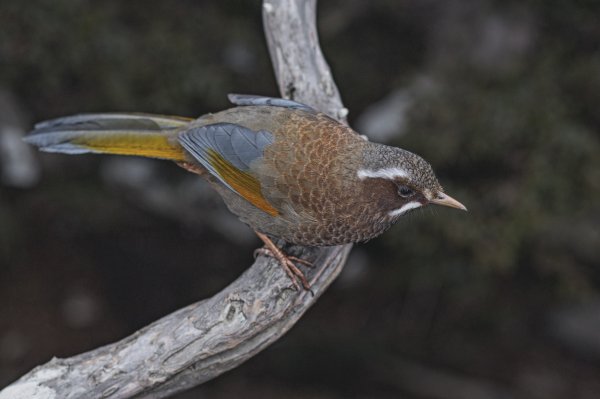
[72,132,187,161]
[25,113,192,162]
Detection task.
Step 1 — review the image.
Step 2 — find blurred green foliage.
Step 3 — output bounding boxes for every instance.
[1,0,271,117]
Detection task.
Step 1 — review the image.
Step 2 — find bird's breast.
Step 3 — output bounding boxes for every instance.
[197,106,391,245]
[253,114,394,245]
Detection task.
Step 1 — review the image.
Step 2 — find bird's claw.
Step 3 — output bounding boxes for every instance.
[254,246,313,292]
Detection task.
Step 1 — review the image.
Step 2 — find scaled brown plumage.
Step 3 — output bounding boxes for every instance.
[25,94,466,288]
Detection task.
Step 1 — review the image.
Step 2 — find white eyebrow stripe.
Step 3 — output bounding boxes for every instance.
[357,167,409,180]
[388,201,422,217]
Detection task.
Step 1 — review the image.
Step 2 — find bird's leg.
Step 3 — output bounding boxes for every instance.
[174,161,314,290]
[254,249,314,268]
[254,248,314,269]
[254,231,312,290]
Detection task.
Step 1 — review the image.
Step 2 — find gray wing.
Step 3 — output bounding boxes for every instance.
[227,93,316,113]
[178,122,274,191]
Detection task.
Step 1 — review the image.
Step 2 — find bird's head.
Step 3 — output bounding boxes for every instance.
[358,144,466,220]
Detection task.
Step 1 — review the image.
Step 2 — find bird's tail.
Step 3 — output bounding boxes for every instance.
[24,113,193,161]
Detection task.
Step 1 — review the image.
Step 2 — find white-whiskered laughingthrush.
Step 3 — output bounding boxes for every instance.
[25,94,466,289]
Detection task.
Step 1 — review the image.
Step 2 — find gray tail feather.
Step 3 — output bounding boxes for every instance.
[25,113,192,155]
[32,113,192,131]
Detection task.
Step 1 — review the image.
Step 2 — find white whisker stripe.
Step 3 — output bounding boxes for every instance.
[357,167,409,180]
[388,201,422,217]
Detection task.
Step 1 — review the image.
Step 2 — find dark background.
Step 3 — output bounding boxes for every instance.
[1,1,600,398]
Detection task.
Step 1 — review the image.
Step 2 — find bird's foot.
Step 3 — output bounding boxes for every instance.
[253,232,313,291]
[254,247,311,290]
[253,248,313,268]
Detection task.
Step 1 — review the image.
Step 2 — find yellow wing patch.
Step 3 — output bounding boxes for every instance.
[207,149,280,216]
[73,133,187,161]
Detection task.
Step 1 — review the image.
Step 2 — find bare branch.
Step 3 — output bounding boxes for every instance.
[263,0,349,122]
[0,1,351,398]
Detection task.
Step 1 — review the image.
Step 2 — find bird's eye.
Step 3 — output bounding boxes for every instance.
[397,185,414,198]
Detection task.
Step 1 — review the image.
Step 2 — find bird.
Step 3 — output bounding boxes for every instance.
[25,94,466,289]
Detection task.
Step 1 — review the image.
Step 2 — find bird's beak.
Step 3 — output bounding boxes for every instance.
[430,192,467,211]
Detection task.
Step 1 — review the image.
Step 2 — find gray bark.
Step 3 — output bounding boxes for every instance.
[0,0,351,398]
[263,0,349,123]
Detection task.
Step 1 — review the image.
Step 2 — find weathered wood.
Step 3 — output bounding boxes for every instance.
[263,0,349,123]
[0,1,351,398]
